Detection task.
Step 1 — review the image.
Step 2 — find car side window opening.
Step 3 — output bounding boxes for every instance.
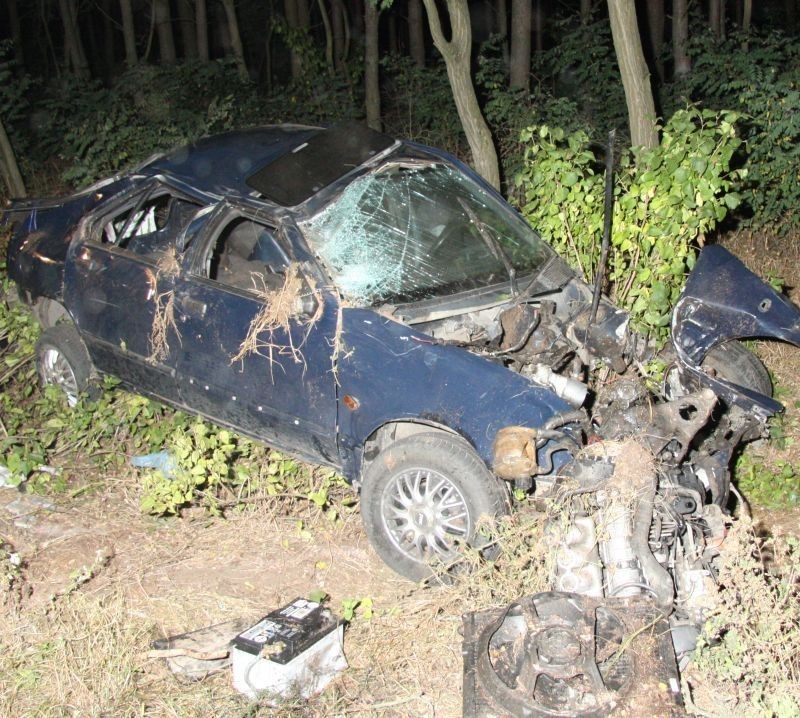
[205,217,289,293]
[100,193,200,260]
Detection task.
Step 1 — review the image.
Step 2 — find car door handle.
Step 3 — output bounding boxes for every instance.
[179,296,207,319]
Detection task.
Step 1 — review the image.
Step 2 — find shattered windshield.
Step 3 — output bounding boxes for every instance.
[298,161,554,306]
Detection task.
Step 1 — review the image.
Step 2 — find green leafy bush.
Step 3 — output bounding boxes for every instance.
[139,421,244,515]
[476,36,587,183]
[514,107,742,341]
[736,455,800,509]
[667,31,800,229]
[137,414,353,518]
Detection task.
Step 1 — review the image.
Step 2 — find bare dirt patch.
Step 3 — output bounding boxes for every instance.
[0,478,475,716]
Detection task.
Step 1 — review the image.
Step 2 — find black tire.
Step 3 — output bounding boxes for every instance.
[702,340,772,397]
[360,432,509,582]
[36,324,95,406]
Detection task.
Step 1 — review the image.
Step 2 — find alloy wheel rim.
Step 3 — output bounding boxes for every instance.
[381,468,471,564]
[40,348,79,407]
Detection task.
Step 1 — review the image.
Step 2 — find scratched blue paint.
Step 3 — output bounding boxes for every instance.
[335,308,572,475]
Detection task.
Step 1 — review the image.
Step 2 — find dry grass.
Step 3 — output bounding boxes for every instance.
[148,248,182,364]
[684,519,800,717]
[0,480,560,717]
[231,264,323,378]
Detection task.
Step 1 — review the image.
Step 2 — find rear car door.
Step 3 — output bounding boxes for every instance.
[172,207,340,466]
[63,181,202,401]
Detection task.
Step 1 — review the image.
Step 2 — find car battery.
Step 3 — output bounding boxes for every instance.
[231,598,347,701]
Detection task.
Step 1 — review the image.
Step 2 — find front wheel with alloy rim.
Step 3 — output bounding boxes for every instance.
[36,324,95,407]
[360,432,509,581]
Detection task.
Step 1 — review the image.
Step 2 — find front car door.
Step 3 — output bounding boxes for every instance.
[63,180,202,401]
[173,206,340,466]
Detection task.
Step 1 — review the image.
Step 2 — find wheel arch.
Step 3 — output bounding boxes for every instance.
[32,297,71,329]
[355,419,470,486]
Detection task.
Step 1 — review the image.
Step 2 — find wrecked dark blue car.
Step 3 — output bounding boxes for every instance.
[5,124,800,612]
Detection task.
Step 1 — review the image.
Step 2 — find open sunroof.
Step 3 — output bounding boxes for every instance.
[246,122,395,207]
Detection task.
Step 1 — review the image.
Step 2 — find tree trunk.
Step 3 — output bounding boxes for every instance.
[408,0,426,68]
[421,0,501,189]
[0,117,26,198]
[101,0,115,79]
[581,0,592,24]
[332,0,348,69]
[153,0,176,64]
[709,0,720,35]
[58,0,90,78]
[534,0,543,53]
[317,0,335,74]
[709,0,726,36]
[364,0,381,131]
[196,0,210,60]
[8,0,24,69]
[221,0,249,80]
[496,0,509,63]
[284,0,303,79]
[297,0,310,28]
[672,0,690,76]
[177,0,198,58]
[742,0,752,48]
[607,0,658,149]
[68,0,91,74]
[510,0,531,91]
[119,0,138,65]
[646,0,665,81]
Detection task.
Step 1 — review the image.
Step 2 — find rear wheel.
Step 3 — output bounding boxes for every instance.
[360,432,509,581]
[36,324,95,407]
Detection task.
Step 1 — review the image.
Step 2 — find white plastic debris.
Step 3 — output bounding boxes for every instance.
[0,466,14,488]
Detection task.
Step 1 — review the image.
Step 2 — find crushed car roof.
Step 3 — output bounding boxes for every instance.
[141,123,396,206]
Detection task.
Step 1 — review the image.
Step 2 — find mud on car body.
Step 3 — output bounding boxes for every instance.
[5,124,800,692]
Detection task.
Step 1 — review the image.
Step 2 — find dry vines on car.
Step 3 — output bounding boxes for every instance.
[148,248,181,364]
[231,263,323,379]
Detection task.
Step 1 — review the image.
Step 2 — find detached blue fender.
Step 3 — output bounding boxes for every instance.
[672,245,800,417]
[335,308,573,478]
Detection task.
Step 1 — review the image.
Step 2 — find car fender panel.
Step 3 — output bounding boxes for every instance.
[335,308,572,477]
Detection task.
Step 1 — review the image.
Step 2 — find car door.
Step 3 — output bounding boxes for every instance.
[172,207,340,466]
[63,181,202,401]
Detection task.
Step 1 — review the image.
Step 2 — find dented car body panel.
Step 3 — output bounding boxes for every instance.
[335,308,573,477]
[5,123,800,488]
[673,245,800,416]
[4,124,585,482]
